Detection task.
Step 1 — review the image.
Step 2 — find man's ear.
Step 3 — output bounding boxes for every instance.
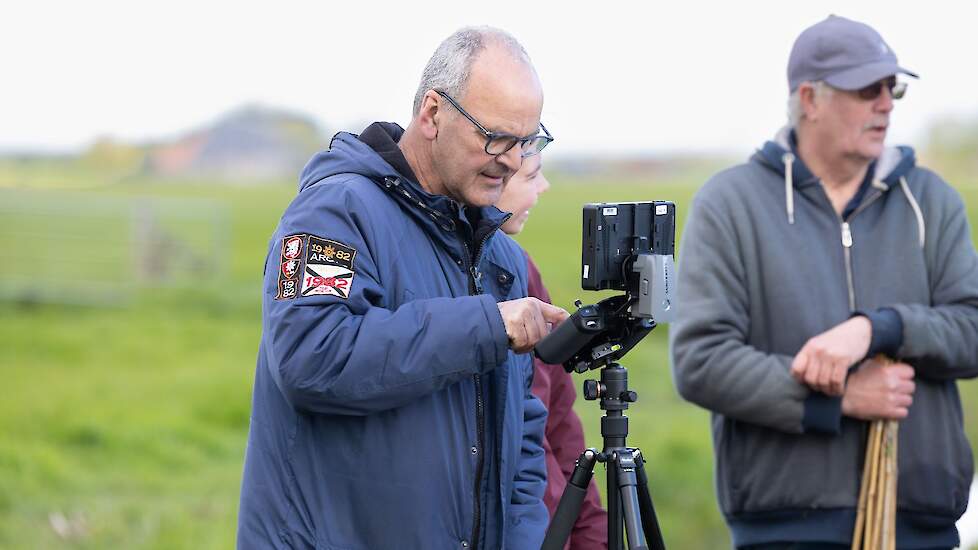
[416,90,441,140]
[800,83,820,122]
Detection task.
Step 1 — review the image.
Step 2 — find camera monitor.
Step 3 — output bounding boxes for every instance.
[535,201,677,372]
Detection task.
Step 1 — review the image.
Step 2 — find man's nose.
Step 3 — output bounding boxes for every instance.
[496,145,523,174]
[875,87,895,113]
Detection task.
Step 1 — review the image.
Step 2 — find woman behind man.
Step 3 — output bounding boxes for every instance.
[496,154,608,549]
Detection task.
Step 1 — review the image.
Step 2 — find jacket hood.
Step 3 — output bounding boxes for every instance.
[299,129,401,192]
[754,125,916,186]
[750,126,924,242]
[297,123,510,251]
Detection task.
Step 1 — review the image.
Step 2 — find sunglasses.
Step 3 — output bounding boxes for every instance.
[435,90,553,158]
[855,77,907,101]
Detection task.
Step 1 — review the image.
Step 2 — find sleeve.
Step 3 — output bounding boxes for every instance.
[505,356,550,549]
[852,308,904,357]
[889,186,978,380]
[669,194,811,434]
[263,182,510,415]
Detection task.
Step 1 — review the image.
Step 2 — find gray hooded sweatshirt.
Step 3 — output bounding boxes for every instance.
[670,127,978,548]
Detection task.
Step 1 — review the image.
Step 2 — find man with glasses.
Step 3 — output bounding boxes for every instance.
[238,26,566,549]
[671,15,978,549]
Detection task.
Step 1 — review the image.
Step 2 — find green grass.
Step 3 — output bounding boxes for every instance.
[0,174,976,548]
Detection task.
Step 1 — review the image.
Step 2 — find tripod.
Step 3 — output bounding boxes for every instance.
[541,362,666,550]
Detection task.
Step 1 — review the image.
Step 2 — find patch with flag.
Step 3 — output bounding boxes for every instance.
[275,234,306,300]
[301,236,357,299]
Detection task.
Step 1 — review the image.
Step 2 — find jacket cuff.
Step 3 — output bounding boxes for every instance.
[479,294,511,370]
[851,308,904,358]
[802,392,842,434]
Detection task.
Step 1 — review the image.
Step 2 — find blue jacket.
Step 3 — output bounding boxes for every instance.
[237,124,549,550]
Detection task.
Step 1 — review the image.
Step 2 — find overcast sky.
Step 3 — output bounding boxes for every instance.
[3,1,976,157]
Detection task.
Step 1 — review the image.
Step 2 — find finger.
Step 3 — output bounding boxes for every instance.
[513,320,530,353]
[790,351,808,379]
[825,361,842,395]
[893,365,915,380]
[524,309,543,348]
[531,301,549,338]
[540,303,570,324]
[523,317,535,351]
[504,313,519,345]
[892,407,909,420]
[893,393,912,408]
[830,363,847,396]
[816,353,836,392]
[804,361,822,389]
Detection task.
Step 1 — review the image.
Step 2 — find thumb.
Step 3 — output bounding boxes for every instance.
[540,302,570,324]
[790,351,808,379]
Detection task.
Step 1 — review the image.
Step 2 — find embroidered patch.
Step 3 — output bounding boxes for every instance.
[275,234,306,300]
[282,235,304,260]
[277,278,299,300]
[301,236,357,299]
[281,258,300,279]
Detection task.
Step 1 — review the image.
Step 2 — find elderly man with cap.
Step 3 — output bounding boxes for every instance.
[238,26,567,549]
[671,15,978,550]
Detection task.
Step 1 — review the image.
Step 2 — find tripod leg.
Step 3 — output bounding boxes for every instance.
[634,451,666,550]
[608,454,623,550]
[542,450,599,550]
[616,450,650,550]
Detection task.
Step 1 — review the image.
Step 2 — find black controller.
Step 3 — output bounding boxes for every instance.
[534,295,654,373]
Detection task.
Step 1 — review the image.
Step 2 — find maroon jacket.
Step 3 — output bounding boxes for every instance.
[526,253,608,550]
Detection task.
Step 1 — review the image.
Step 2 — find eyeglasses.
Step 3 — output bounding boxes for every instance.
[855,77,907,101]
[435,90,553,158]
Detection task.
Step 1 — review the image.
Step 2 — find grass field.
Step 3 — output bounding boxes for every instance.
[1,172,976,548]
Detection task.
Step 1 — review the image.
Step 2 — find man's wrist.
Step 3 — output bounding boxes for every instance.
[851,308,904,359]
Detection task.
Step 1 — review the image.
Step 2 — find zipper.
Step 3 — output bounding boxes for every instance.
[841,222,856,311]
[381,177,505,547]
[461,210,509,550]
[462,239,486,550]
[470,373,486,550]
[382,177,456,231]
[836,189,885,312]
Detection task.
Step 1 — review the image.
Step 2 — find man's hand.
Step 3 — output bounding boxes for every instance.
[841,358,915,420]
[790,316,872,395]
[498,298,570,354]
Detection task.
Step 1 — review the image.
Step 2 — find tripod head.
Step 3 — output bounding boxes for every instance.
[534,202,677,373]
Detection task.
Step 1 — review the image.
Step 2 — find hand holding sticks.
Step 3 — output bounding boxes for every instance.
[851,358,899,550]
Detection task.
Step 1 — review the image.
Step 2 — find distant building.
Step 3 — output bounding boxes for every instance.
[144,105,327,182]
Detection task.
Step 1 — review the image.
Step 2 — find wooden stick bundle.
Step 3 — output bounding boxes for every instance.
[851,360,899,550]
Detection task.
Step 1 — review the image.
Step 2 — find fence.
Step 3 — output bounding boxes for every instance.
[0,189,229,306]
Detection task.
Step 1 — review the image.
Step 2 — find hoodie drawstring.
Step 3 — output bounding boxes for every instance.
[899,176,926,248]
[783,152,795,224]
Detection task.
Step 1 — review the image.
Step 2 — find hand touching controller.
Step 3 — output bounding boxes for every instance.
[498,297,570,354]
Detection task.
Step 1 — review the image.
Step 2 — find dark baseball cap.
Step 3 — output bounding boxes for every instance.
[788,15,918,92]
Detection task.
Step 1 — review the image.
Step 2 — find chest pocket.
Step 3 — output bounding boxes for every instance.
[482,260,517,300]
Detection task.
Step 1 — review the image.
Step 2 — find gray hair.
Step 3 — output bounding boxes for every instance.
[412,26,531,116]
[788,80,834,127]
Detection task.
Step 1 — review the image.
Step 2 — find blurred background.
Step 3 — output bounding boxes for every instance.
[1,1,976,548]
